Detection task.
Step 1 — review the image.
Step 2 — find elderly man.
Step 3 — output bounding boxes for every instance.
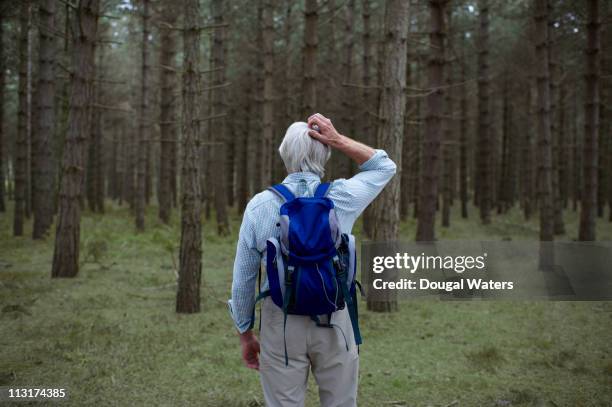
[229,113,396,407]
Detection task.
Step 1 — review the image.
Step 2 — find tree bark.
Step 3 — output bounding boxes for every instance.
[596,56,607,218]
[498,75,516,214]
[400,59,412,221]
[158,2,178,224]
[338,0,356,180]
[367,0,409,313]
[579,0,600,241]
[236,89,250,213]
[441,6,453,227]
[51,0,99,278]
[412,43,423,220]
[459,36,468,219]
[109,127,120,201]
[553,72,566,233]
[261,0,274,187]
[361,0,374,235]
[302,0,317,117]
[571,80,580,212]
[534,0,554,268]
[25,9,34,220]
[548,11,564,234]
[32,0,58,237]
[176,0,203,314]
[92,41,105,213]
[476,0,491,224]
[135,0,150,232]
[0,15,6,213]
[210,0,230,236]
[14,1,31,236]
[416,0,446,241]
[522,79,536,220]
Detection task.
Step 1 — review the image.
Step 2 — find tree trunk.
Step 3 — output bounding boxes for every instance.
[210,0,230,236]
[14,1,31,236]
[608,112,612,222]
[338,0,356,180]
[236,86,250,213]
[534,0,554,268]
[571,80,580,212]
[400,59,411,221]
[558,79,568,209]
[110,127,120,201]
[261,0,274,187]
[126,123,136,210]
[32,0,58,237]
[302,0,317,117]
[320,0,338,142]
[0,15,6,213]
[522,79,536,220]
[596,62,607,218]
[548,13,564,234]
[416,0,445,241]
[176,0,203,314]
[92,41,105,213]
[552,71,566,233]
[579,0,600,241]
[476,0,491,224]
[25,9,34,220]
[361,0,374,235]
[367,0,409,313]
[86,27,105,214]
[158,2,178,224]
[441,6,453,228]
[223,22,235,207]
[412,44,423,220]
[498,75,515,214]
[51,0,99,278]
[459,36,468,219]
[135,0,150,232]
[283,0,294,125]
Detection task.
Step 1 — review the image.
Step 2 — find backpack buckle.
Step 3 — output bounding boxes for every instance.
[286,265,295,285]
[332,256,346,278]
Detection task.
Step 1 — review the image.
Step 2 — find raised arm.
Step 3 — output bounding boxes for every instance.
[307,113,375,165]
[307,113,397,227]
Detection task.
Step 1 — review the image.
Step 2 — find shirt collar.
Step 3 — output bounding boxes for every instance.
[282,171,321,184]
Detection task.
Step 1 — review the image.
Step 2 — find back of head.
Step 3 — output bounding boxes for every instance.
[278,122,331,178]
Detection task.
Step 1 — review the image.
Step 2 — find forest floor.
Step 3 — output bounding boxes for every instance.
[1,203,611,406]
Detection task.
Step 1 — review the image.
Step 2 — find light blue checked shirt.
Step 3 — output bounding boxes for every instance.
[229,149,396,333]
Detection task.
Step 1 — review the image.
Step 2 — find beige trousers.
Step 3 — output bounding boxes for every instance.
[259,298,359,407]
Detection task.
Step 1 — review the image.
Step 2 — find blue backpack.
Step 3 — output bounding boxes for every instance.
[252,182,362,366]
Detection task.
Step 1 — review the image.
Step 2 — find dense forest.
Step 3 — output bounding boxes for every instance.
[0,0,610,310]
[1,1,611,404]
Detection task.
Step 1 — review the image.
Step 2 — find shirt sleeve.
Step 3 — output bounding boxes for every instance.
[327,149,397,229]
[230,209,262,333]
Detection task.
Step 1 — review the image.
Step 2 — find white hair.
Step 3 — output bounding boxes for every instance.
[278,122,331,178]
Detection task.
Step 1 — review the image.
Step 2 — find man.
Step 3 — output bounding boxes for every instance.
[229,113,396,406]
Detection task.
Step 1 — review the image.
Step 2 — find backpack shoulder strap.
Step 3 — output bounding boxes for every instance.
[314,182,331,198]
[268,184,295,202]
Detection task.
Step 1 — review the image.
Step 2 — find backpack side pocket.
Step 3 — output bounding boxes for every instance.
[266,238,286,310]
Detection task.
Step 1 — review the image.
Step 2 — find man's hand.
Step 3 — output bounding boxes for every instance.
[239,330,260,370]
[307,112,376,165]
[307,113,346,149]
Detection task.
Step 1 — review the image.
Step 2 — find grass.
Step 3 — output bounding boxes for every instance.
[0,202,611,406]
